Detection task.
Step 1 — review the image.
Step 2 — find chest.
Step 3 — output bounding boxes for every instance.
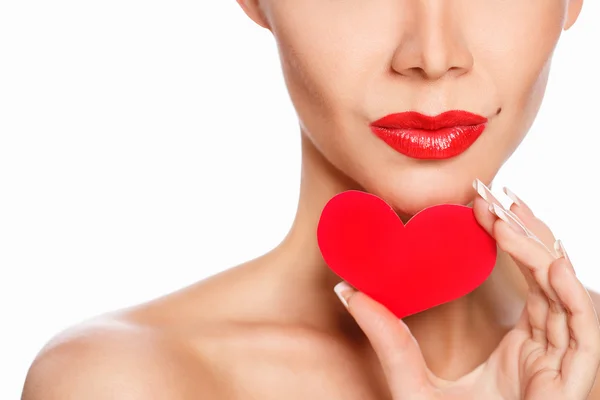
[221,361,392,400]
[207,342,393,400]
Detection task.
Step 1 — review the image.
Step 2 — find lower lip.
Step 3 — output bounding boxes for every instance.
[370,124,487,160]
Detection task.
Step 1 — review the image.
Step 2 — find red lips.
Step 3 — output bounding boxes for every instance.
[370,110,488,160]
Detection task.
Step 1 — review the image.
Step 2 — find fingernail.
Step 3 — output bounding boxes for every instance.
[502,186,522,207]
[492,204,528,235]
[503,187,535,216]
[554,240,575,276]
[490,203,541,241]
[554,239,569,260]
[334,281,356,308]
[473,178,504,208]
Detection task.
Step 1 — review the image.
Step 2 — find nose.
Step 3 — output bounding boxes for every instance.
[390,3,474,80]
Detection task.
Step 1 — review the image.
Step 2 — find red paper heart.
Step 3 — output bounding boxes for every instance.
[317,190,497,318]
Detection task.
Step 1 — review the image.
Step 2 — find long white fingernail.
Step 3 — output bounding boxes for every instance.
[492,204,528,235]
[473,178,503,208]
[334,281,355,308]
[503,187,522,207]
[490,202,544,243]
[554,240,571,262]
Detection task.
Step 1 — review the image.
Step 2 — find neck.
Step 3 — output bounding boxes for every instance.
[263,131,528,378]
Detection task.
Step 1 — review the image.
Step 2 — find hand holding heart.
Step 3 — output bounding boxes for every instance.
[320,181,600,399]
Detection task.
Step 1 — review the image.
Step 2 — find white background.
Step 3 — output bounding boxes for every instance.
[1,1,599,397]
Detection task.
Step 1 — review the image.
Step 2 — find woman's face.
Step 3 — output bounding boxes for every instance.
[238,0,583,216]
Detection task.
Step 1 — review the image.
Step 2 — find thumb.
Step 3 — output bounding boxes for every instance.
[334,281,431,396]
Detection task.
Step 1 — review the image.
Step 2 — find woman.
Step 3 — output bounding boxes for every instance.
[21,0,600,399]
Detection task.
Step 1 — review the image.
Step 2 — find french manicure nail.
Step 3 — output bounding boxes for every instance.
[503,187,522,207]
[555,240,576,276]
[334,281,355,308]
[491,203,543,243]
[473,178,504,208]
[503,187,536,216]
[554,239,573,266]
[492,204,528,235]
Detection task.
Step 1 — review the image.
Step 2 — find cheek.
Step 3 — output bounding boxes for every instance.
[475,1,565,121]
[268,2,390,121]
[493,33,559,115]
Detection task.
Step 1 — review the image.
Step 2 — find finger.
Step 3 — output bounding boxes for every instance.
[492,206,559,302]
[472,184,551,345]
[526,287,551,346]
[545,260,570,365]
[472,179,507,237]
[492,211,558,345]
[473,178,506,212]
[472,180,549,254]
[554,239,576,276]
[334,282,431,395]
[503,187,534,215]
[472,195,497,236]
[503,186,556,256]
[551,258,600,397]
[473,195,541,302]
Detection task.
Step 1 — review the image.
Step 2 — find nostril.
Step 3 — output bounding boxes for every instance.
[392,66,427,79]
[447,66,470,78]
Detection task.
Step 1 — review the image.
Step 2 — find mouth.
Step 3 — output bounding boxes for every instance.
[369,110,489,160]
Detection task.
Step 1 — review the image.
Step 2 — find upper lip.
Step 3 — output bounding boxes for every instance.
[370,110,488,130]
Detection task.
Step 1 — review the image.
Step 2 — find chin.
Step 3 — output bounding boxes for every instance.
[352,158,490,220]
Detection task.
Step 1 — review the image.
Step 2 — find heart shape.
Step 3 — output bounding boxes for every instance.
[317,190,497,318]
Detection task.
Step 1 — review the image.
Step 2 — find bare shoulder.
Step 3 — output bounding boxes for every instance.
[22,314,223,400]
[20,259,355,400]
[21,263,265,400]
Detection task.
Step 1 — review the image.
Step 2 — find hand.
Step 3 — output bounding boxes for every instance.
[333,180,600,399]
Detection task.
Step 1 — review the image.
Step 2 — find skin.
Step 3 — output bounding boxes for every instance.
[340,192,600,399]
[21,0,600,399]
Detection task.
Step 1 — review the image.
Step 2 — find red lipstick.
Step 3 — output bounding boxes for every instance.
[370,110,488,159]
